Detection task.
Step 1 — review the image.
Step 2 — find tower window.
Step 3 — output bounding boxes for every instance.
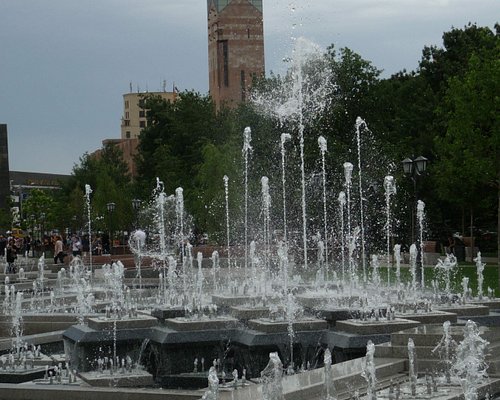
[221,40,229,87]
[240,70,246,101]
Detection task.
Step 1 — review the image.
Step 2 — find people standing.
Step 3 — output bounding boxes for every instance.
[6,238,18,273]
[71,235,82,257]
[53,235,65,264]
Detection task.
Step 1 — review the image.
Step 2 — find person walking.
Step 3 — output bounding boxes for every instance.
[53,235,65,264]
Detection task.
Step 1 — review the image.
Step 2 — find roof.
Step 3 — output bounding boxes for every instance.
[208,0,262,13]
[9,171,70,189]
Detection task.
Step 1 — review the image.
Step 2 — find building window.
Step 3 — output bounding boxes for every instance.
[126,131,131,139]
[222,40,229,87]
[125,100,129,109]
[139,110,145,118]
[124,120,130,127]
[241,70,246,101]
[247,28,250,39]
[125,111,129,119]
[140,121,146,128]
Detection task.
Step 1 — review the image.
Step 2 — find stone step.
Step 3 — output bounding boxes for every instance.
[389,324,500,346]
[378,332,500,360]
[375,344,444,360]
[280,358,406,400]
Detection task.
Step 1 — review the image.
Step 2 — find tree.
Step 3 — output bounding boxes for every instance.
[434,36,499,285]
[61,143,133,237]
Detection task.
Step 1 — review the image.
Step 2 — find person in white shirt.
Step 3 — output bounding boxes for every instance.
[53,236,65,264]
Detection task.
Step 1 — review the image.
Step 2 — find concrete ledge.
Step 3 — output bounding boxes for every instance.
[247,318,327,333]
[0,383,202,399]
[78,369,154,387]
[336,318,420,335]
[163,317,240,332]
[87,316,158,331]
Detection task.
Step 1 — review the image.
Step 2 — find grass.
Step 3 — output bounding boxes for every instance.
[379,265,500,297]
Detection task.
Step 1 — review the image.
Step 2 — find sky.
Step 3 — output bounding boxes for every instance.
[1,0,497,175]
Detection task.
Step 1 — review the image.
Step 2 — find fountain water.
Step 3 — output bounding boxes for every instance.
[355,117,368,282]
[417,200,426,288]
[432,320,456,384]
[261,176,271,273]
[243,127,252,274]
[223,175,231,275]
[201,366,219,400]
[453,320,489,400]
[318,136,329,278]
[324,348,336,400]
[280,133,292,242]
[408,338,417,396]
[362,340,376,400]
[474,252,486,299]
[128,229,146,289]
[384,175,396,286]
[338,191,346,280]
[394,244,402,288]
[84,184,93,280]
[261,352,284,400]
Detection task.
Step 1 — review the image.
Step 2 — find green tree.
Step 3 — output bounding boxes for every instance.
[434,39,500,284]
[61,143,133,238]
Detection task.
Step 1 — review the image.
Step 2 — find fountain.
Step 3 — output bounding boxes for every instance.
[2,23,500,400]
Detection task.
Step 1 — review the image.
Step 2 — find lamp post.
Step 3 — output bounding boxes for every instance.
[132,199,141,229]
[402,156,429,286]
[40,212,46,254]
[106,202,116,255]
[29,214,35,257]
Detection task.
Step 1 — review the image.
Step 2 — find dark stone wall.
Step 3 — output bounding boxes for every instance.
[0,125,10,213]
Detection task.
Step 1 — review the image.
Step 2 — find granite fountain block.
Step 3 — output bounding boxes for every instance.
[87,315,158,331]
[229,306,270,321]
[151,307,186,321]
[246,318,327,333]
[335,318,421,335]
[163,316,240,331]
[78,369,154,387]
[435,303,489,316]
[211,294,262,308]
[394,310,457,324]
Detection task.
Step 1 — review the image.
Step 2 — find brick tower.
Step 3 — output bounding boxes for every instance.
[207,0,265,108]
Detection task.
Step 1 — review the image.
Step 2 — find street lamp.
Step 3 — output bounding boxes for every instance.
[40,212,46,254]
[106,202,116,255]
[402,155,429,286]
[132,199,141,229]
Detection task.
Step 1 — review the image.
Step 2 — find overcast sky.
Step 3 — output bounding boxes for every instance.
[1,0,497,175]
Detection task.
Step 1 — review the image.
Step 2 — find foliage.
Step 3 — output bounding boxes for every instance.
[59,143,133,236]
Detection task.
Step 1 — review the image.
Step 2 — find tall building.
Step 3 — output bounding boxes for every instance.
[0,125,10,216]
[207,0,265,108]
[117,90,177,177]
[121,91,177,140]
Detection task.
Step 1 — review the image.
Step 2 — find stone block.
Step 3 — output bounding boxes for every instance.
[87,316,158,331]
[246,318,327,333]
[335,318,420,335]
[163,316,240,331]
